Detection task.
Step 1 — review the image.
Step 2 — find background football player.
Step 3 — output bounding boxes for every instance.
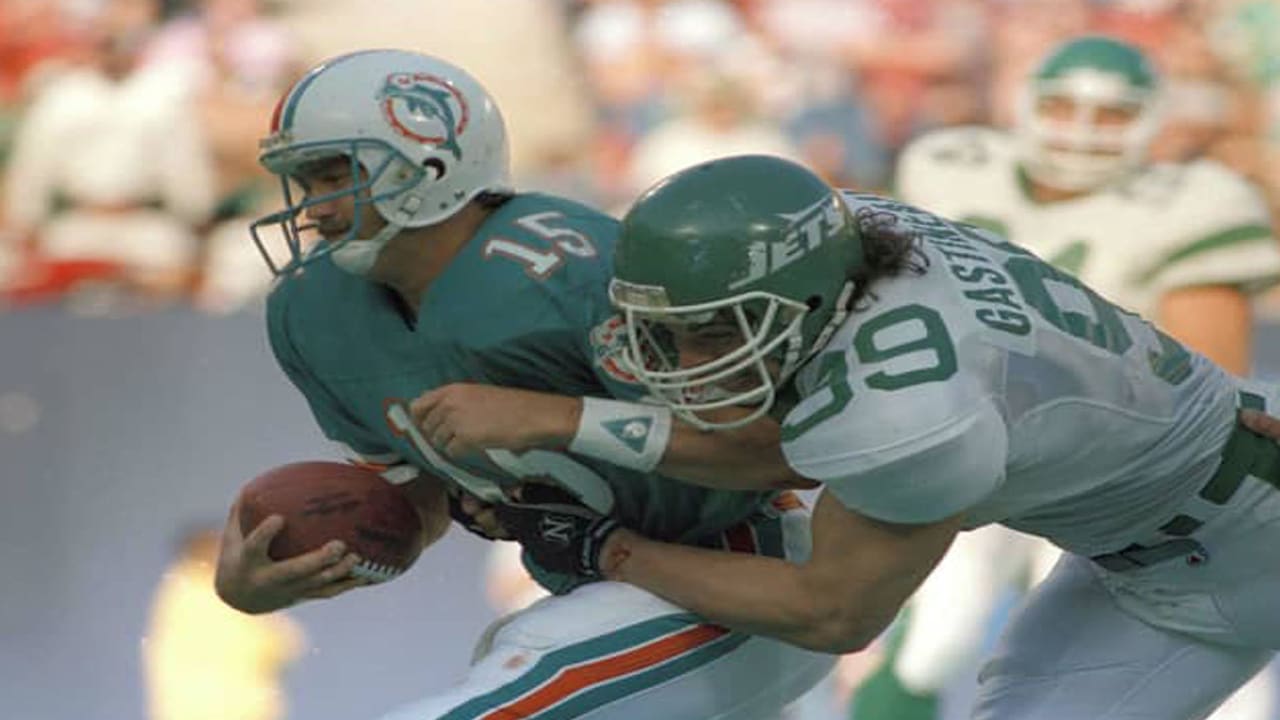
[856,34,1280,720]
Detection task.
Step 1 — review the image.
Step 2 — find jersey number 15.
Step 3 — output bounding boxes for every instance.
[482,211,597,279]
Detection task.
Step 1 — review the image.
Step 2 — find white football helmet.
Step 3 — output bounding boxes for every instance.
[251,49,511,275]
[1015,35,1163,192]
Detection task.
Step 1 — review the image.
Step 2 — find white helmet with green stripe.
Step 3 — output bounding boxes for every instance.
[251,49,511,275]
[1016,35,1163,191]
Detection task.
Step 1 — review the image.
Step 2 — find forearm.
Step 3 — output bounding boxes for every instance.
[603,531,879,653]
[538,394,814,491]
[599,499,962,654]
[659,418,817,491]
[1158,286,1252,375]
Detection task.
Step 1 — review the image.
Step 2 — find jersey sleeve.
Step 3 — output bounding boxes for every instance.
[1137,161,1280,296]
[266,283,398,462]
[782,352,1007,524]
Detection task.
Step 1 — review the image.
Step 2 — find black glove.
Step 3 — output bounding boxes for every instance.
[493,484,621,578]
[448,491,504,541]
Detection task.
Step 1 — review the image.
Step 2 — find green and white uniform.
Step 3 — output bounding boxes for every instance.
[889,127,1280,720]
[785,193,1280,719]
[604,152,1280,718]
[896,126,1280,318]
[785,193,1241,551]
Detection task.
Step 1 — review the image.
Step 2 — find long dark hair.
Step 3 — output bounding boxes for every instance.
[848,206,930,310]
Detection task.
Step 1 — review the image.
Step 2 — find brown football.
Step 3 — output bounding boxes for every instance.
[238,461,425,583]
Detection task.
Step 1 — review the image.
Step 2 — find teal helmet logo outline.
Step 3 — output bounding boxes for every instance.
[378,72,469,160]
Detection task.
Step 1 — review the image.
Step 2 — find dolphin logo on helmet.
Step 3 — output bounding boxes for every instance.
[378,72,469,160]
[250,51,510,277]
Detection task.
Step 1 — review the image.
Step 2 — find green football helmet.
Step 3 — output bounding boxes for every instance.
[609,155,863,429]
[1016,35,1162,191]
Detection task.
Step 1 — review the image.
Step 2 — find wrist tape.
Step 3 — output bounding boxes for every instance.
[569,397,672,472]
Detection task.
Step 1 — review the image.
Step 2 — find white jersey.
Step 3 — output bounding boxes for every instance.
[895,126,1280,318]
[781,192,1242,557]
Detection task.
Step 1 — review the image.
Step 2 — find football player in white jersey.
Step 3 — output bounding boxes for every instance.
[877,34,1280,720]
[898,34,1279,373]
[418,154,1280,719]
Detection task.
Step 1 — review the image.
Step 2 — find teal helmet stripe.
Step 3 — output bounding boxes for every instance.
[279,49,385,131]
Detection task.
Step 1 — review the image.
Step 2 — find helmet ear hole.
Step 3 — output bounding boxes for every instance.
[422,157,447,180]
[805,295,823,311]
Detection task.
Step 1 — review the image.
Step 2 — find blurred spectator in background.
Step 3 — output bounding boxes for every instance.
[1,0,1276,317]
[573,0,748,206]
[0,0,1269,316]
[1097,0,1267,173]
[987,0,1093,127]
[1210,0,1280,219]
[144,0,303,313]
[624,57,805,203]
[730,0,891,190]
[0,0,91,292]
[0,0,89,171]
[143,525,305,720]
[2,0,216,307]
[837,0,988,154]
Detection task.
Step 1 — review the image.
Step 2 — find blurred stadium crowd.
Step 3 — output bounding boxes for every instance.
[0,0,1277,316]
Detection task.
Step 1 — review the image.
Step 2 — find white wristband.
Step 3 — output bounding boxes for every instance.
[569,397,672,473]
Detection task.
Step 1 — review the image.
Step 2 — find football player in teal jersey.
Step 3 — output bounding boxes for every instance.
[212,51,833,719]
[432,154,1280,719]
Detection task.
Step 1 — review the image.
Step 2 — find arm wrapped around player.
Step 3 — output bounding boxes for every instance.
[493,484,622,578]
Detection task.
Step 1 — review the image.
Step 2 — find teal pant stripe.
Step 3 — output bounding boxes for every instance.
[440,612,707,720]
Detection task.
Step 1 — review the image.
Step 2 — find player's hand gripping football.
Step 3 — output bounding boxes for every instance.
[493,484,624,578]
[409,383,579,458]
[214,499,367,614]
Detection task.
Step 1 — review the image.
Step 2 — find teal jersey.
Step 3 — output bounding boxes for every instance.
[266,193,767,592]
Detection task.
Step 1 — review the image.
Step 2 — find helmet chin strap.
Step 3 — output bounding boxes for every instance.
[330,220,405,276]
[329,191,421,276]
